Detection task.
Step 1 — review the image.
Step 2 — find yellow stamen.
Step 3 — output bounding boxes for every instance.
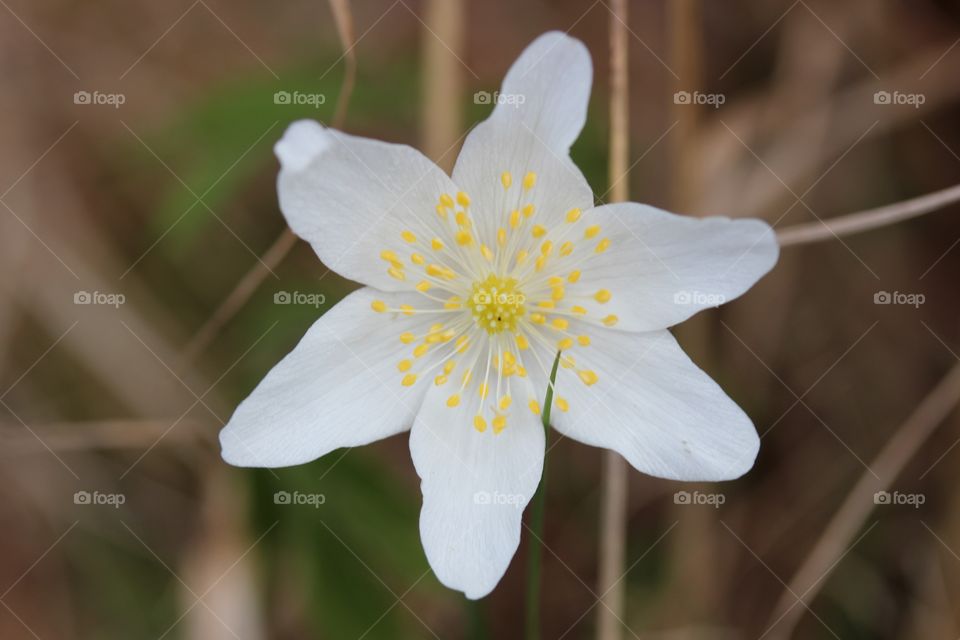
[566,208,581,223]
[578,370,599,386]
[501,172,512,189]
[401,373,418,386]
[397,359,412,372]
[371,300,387,313]
[401,230,417,243]
[595,289,611,303]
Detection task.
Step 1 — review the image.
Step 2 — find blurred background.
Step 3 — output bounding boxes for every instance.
[2,0,960,638]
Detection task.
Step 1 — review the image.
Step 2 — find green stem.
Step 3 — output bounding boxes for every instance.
[525,351,561,640]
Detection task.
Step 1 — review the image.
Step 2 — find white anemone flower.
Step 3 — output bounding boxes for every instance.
[220,32,779,599]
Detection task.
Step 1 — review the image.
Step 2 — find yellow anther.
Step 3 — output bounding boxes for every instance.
[602,314,619,327]
[571,305,587,315]
[429,323,443,333]
[531,225,546,238]
[535,255,547,272]
[434,374,448,386]
[497,228,507,246]
[595,238,611,254]
[518,366,527,377]
[380,249,399,262]
[529,400,541,415]
[411,253,426,265]
[439,329,455,342]
[522,172,537,190]
[431,237,444,251]
[568,270,581,283]
[492,415,507,433]
[443,360,456,375]
[537,300,555,309]
[387,267,405,281]
[455,230,473,246]
[481,244,494,261]
[522,204,535,218]
[445,298,462,310]
[456,337,470,353]
[413,343,430,357]
[399,304,414,316]
[560,241,574,256]
[509,209,520,228]
[548,276,564,286]
[440,193,454,208]
[425,332,445,344]
[552,286,565,301]
[436,204,447,218]
[455,211,470,227]
[541,240,553,256]
[456,191,471,207]
[577,335,591,346]
[501,172,512,189]
[416,280,431,292]
[566,208,582,223]
[462,369,473,385]
[530,313,545,324]
[584,225,601,239]
[400,332,416,344]
[401,230,417,243]
[473,415,487,432]
[553,397,568,413]
[371,300,387,313]
[516,250,529,265]
[561,355,576,369]
[401,373,418,386]
[427,264,446,278]
[397,359,412,372]
[552,318,569,330]
[499,395,512,410]
[558,338,574,350]
[447,394,460,407]
[578,370,599,386]
[595,289,612,303]
[478,383,488,399]
[516,334,529,350]
[503,351,516,366]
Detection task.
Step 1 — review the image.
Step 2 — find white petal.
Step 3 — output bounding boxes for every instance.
[483,31,592,154]
[572,203,779,331]
[550,328,759,481]
[276,120,460,291]
[452,34,594,240]
[220,288,439,467]
[410,380,545,599]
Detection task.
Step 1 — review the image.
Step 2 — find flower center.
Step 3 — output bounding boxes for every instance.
[470,274,525,334]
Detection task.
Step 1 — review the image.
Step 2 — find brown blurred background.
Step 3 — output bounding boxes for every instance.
[2,0,960,638]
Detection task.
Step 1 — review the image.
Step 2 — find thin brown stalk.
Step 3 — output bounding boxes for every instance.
[596,1,629,638]
[768,361,960,639]
[776,183,960,246]
[420,0,465,171]
[179,0,357,367]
